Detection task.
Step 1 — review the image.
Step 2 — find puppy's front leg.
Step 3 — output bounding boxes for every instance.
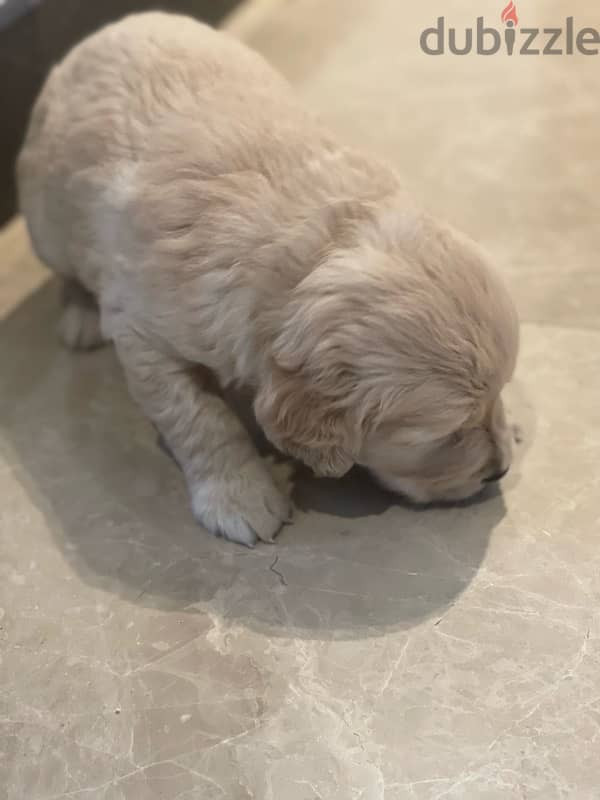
[114,327,292,546]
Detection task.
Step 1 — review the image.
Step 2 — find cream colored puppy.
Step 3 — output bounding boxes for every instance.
[18,13,519,546]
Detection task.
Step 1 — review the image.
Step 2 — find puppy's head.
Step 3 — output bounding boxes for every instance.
[255,212,519,503]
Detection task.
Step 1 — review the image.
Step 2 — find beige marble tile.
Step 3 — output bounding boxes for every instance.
[2,1,600,798]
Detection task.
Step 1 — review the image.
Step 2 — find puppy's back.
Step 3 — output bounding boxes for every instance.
[18,12,294,185]
[17,13,305,283]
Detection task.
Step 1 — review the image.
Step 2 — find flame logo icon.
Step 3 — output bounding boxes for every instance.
[501,1,519,27]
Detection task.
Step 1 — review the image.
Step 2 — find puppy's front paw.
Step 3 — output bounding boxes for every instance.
[190,462,293,547]
[264,455,296,497]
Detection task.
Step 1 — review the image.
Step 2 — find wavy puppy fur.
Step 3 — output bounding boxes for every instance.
[18,12,519,545]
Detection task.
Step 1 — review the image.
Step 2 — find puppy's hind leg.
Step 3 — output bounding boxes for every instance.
[58,278,107,351]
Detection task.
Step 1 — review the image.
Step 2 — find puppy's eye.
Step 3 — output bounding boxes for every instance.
[449,431,463,447]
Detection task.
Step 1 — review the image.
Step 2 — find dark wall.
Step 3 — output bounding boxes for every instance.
[0,0,241,225]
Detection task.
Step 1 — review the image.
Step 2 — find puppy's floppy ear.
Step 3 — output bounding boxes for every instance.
[254,365,358,478]
[254,276,363,477]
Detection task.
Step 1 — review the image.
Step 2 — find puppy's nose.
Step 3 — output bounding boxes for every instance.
[483,466,510,483]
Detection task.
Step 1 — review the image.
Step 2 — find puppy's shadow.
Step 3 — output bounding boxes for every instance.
[0,279,528,640]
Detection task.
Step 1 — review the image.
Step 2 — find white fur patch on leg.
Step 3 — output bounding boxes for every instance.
[190,459,294,547]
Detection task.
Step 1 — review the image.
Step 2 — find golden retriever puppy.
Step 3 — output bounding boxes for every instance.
[17,13,519,545]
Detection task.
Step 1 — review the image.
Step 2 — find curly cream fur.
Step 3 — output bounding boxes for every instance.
[17,12,519,543]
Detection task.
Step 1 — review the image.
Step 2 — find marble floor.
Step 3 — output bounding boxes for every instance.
[1,1,600,797]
